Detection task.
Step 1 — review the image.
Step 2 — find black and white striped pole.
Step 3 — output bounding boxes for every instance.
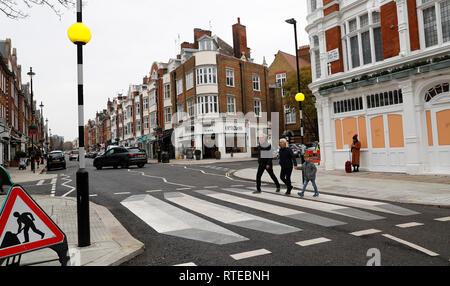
[68,0,92,247]
[286,18,305,184]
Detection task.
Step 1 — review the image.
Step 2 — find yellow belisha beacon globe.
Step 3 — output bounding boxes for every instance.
[295,93,305,102]
[67,23,92,45]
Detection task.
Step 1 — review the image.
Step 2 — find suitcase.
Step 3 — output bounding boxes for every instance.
[345,150,352,173]
[345,161,352,173]
[0,232,21,249]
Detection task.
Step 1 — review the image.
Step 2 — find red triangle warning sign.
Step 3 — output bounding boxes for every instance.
[0,186,66,259]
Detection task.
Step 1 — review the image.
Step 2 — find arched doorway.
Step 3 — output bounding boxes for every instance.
[423,82,450,173]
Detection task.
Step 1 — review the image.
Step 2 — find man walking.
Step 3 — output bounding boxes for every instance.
[254,134,280,194]
[278,139,297,195]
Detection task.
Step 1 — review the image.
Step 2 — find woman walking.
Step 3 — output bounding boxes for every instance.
[278,139,297,195]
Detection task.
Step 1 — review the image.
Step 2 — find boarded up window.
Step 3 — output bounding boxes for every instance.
[436,109,450,146]
[343,117,358,148]
[371,116,385,148]
[426,110,434,146]
[335,120,343,150]
[388,114,405,148]
[358,116,368,148]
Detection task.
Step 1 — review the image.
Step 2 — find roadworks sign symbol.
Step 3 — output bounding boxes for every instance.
[0,186,66,259]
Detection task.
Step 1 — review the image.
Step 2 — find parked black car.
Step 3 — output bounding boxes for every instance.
[47,151,66,171]
[93,147,147,170]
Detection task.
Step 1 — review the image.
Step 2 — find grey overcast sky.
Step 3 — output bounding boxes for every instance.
[2,0,308,142]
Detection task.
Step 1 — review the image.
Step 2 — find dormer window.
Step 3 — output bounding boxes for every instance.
[199,38,216,51]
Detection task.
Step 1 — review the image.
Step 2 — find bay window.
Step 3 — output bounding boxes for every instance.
[196,67,217,85]
[197,95,218,115]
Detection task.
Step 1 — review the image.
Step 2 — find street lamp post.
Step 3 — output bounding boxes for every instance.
[286,18,305,184]
[27,67,36,174]
[39,102,44,156]
[68,0,92,247]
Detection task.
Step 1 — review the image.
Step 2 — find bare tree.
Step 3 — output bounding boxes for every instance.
[0,0,75,19]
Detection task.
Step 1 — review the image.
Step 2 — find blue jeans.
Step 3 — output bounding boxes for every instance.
[302,178,318,194]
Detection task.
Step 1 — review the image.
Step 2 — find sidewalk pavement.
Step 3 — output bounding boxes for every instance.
[148,157,257,165]
[0,195,144,266]
[7,164,56,184]
[233,165,450,207]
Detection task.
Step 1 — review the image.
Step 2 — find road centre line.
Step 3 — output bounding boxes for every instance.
[128,169,194,188]
[114,192,131,195]
[174,262,197,266]
[382,234,439,257]
[434,216,450,222]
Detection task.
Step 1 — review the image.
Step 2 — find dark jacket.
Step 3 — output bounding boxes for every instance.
[257,141,273,167]
[298,161,317,180]
[278,147,297,169]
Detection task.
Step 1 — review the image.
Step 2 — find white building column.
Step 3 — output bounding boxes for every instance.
[318,96,335,170]
[399,79,424,174]
[396,0,411,56]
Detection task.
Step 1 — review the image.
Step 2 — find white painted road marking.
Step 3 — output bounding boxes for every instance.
[165,192,300,235]
[128,169,194,188]
[90,194,98,197]
[247,187,418,216]
[121,195,247,245]
[197,190,345,227]
[225,188,384,221]
[396,222,424,228]
[176,188,191,191]
[204,186,219,189]
[230,249,271,260]
[296,237,331,247]
[114,192,131,195]
[174,262,197,266]
[350,229,382,237]
[435,216,450,222]
[382,234,439,257]
[146,190,163,193]
[36,180,45,186]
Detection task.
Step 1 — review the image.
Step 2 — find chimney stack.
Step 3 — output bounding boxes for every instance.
[143,76,148,85]
[232,18,248,60]
[194,28,212,49]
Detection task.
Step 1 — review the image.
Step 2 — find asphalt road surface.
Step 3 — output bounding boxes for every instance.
[18,157,450,266]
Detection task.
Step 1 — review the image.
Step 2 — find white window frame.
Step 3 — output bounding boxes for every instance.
[197,95,219,115]
[176,78,183,95]
[164,83,171,99]
[196,66,217,85]
[252,74,261,91]
[284,105,296,124]
[417,0,450,49]
[344,12,383,71]
[186,71,194,90]
[226,68,235,87]
[187,98,195,117]
[227,96,236,114]
[276,73,287,97]
[254,99,262,117]
[164,107,172,123]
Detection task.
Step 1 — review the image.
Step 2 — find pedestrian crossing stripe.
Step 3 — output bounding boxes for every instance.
[121,195,247,245]
[225,188,385,221]
[0,186,66,259]
[164,192,300,235]
[196,190,346,227]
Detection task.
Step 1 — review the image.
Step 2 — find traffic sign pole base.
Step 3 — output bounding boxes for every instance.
[76,168,90,247]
